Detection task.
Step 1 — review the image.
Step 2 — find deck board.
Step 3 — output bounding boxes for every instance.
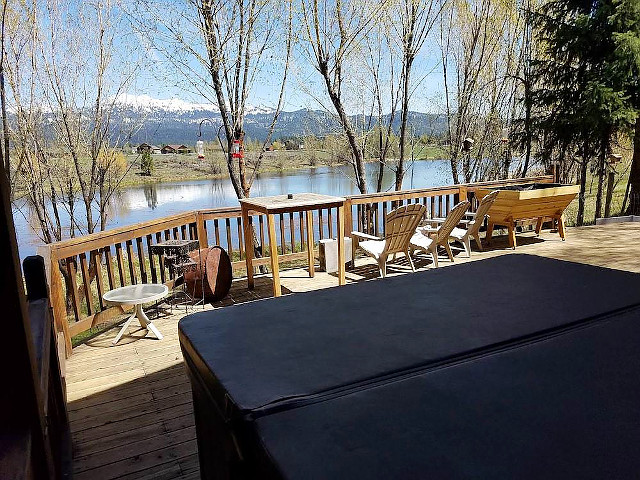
[65,223,640,479]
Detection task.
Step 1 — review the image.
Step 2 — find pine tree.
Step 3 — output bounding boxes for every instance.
[530,0,635,224]
[610,0,640,214]
[140,151,153,176]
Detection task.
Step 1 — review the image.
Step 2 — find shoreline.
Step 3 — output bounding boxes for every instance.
[116,150,447,189]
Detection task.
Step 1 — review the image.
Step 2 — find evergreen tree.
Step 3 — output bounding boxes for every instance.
[610,0,640,214]
[530,0,635,224]
[140,151,153,176]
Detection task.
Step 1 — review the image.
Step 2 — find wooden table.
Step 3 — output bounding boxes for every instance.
[240,193,346,297]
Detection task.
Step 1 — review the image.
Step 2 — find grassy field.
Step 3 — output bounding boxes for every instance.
[564,164,630,226]
[118,146,447,188]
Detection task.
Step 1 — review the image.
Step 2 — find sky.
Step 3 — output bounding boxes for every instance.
[120,1,448,115]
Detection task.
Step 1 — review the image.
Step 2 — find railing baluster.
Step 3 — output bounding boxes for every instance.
[66,256,81,322]
[328,208,334,239]
[318,209,324,240]
[279,213,286,254]
[136,237,147,283]
[126,240,137,285]
[259,215,266,254]
[374,204,379,237]
[115,243,126,287]
[225,218,233,260]
[382,202,388,235]
[156,232,166,283]
[79,252,93,316]
[93,250,105,310]
[237,218,244,260]
[147,234,157,283]
[214,219,221,245]
[289,212,295,252]
[104,246,115,290]
[299,212,305,250]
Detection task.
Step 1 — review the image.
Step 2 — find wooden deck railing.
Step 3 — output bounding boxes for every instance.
[38,175,553,356]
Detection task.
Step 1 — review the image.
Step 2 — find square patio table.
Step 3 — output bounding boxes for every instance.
[240,193,346,297]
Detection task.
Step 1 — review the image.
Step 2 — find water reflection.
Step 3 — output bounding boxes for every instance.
[143,185,158,209]
[13,160,451,258]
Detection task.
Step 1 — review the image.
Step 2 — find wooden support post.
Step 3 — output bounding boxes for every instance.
[267,214,281,296]
[305,210,315,278]
[196,211,209,249]
[458,186,468,202]
[343,200,354,268]
[38,247,72,357]
[337,205,346,286]
[242,205,255,290]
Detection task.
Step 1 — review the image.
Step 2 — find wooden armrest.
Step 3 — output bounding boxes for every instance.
[351,231,383,241]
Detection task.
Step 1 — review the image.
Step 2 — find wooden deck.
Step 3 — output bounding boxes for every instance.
[65,223,640,479]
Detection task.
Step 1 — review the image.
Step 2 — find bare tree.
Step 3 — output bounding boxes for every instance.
[440,0,528,183]
[132,0,292,200]
[393,0,443,190]
[298,0,387,194]
[5,0,143,307]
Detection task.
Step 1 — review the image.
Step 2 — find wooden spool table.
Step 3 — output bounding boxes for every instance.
[240,193,347,297]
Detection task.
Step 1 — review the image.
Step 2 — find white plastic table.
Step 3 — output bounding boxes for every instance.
[103,284,169,345]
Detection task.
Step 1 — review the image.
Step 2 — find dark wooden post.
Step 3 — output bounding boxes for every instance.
[0,164,67,477]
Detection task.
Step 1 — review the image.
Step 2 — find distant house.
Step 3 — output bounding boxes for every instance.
[161,144,192,154]
[137,143,161,154]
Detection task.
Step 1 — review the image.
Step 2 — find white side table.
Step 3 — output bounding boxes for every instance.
[103,284,169,345]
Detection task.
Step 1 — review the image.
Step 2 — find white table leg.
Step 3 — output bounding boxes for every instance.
[135,304,163,340]
[113,313,136,345]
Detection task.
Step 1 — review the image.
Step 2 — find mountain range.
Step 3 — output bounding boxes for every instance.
[113,94,448,146]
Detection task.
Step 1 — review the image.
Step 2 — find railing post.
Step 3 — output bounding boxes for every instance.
[458,186,468,202]
[37,246,72,358]
[343,198,354,268]
[196,211,209,250]
[344,198,353,236]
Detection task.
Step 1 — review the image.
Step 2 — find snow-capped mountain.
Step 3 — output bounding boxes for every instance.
[110,94,446,145]
[114,93,275,116]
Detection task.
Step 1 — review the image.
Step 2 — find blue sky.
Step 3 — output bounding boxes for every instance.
[121,1,447,115]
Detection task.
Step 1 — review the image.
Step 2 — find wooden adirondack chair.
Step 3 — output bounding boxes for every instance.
[409,201,470,267]
[428,191,499,257]
[352,204,426,278]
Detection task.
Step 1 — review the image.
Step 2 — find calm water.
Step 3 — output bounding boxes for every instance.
[12,160,452,259]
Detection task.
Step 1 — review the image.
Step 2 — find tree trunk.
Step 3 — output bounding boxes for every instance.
[594,132,608,221]
[376,129,385,192]
[576,142,589,226]
[397,55,413,191]
[626,117,640,215]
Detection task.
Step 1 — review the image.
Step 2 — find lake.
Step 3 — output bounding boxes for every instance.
[12,159,453,259]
